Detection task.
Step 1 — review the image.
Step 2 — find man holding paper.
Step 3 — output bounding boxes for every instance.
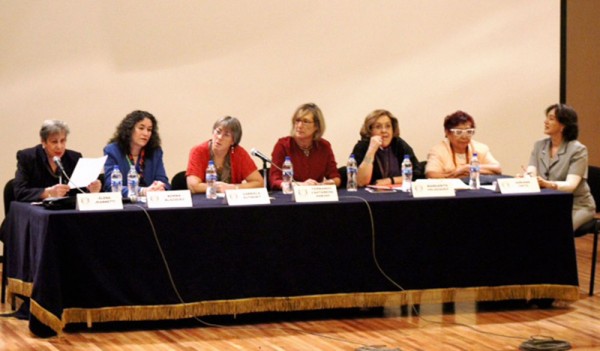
[13,120,102,202]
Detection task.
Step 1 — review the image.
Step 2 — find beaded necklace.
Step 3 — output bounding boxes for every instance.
[127,148,145,180]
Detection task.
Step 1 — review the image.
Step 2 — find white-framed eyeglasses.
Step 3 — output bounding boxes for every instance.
[449,128,475,137]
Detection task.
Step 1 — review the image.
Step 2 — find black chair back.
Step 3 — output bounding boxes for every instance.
[338,166,347,188]
[97,173,105,191]
[574,165,600,296]
[3,179,15,216]
[170,171,187,190]
[574,166,600,237]
[588,165,600,206]
[2,178,15,304]
[259,167,270,190]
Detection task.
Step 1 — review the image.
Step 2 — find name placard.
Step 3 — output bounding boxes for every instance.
[76,192,123,211]
[497,177,541,194]
[412,179,456,198]
[293,184,339,203]
[225,188,270,206]
[146,190,193,208]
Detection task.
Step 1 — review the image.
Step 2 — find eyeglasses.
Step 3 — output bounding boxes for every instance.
[214,128,233,139]
[294,118,314,125]
[449,128,475,137]
[372,124,393,131]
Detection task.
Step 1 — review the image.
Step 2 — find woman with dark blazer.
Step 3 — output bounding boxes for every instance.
[14,120,101,202]
[351,109,422,187]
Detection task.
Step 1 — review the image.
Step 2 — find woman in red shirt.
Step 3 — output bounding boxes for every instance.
[186,116,263,194]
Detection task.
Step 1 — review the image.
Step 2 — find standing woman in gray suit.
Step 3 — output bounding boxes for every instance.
[524,103,596,230]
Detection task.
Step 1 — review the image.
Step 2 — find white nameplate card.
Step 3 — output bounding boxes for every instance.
[225,188,270,206]
[76,192,123,211]
[293,184,339,203]
[496,177,541,194]
[412,179,456,198]
[146,190,193,208]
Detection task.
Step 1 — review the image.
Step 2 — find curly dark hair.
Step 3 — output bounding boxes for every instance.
[546,103,578,141]
[109,110,161,157]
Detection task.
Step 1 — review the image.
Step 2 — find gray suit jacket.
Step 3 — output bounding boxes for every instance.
[528,138,595,210]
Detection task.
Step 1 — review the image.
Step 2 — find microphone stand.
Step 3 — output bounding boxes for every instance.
[261,159,268,190]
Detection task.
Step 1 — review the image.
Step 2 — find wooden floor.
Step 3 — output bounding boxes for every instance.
[0,236,598,351]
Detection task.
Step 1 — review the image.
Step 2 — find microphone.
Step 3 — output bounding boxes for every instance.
[250,148,272,164]
[53,156,66,184]
[53,156,85,193]
[53,156,65,173]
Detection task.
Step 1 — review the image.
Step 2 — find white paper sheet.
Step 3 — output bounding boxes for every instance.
[68,156,107,189]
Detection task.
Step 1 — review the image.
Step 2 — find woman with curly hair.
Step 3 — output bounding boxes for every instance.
[103,110,170,196]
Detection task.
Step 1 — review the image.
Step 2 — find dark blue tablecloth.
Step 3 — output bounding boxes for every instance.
[3,188,578,336]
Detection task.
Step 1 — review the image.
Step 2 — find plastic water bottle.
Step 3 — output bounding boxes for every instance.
[346,154,358,192]
[127,167,139,202]
[206,160,218,199]
[469,152,480,190]
[110,165,123,194]
[401,154,413,192]
[281,156,294,194]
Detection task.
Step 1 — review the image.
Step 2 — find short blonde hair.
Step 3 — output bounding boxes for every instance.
[359,109,400,139]
[289,103,325,140]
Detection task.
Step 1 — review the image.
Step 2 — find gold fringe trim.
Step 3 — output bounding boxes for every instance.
[6,278,33,302]
[30,299,65,335]
[28,284,578,336]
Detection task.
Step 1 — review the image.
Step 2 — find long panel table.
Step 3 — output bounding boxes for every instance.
[3,188,579,337]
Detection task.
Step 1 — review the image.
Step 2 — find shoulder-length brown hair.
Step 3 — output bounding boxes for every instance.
[359,109,400,140]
